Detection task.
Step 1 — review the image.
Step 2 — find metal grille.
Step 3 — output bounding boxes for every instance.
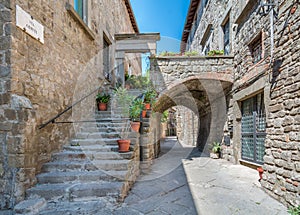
[103,38,110,81]
[241,93,266,164]
[223,19,230,55]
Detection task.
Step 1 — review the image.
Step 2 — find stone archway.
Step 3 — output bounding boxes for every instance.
[150,56,234,153]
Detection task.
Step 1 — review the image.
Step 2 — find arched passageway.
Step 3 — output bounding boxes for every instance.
[150,56,234,153]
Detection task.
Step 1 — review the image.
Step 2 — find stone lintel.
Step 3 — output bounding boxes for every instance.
[115,33,160,41]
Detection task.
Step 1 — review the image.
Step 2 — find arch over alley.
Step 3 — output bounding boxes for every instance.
[150,56,234,153]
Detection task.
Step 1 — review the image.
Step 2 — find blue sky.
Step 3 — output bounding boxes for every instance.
[130,0,190,53]
[130,0,190,72]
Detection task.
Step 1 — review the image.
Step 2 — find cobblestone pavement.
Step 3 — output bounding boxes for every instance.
[118,137,197,215]
[117,137,288,215]
[182,152,289,215]
[3,137,289,215]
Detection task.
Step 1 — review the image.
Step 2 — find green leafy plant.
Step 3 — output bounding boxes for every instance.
[207,50,224,56]
[288,205,300,215]
[113,87,133,116]
[129,98,144,121]
[161,110,169,123]
[96,93,110,104]
[125,75,153,89]
[211,142,221,153]
[159,51,199,57]
[184,51,198,56]
[125,73,131,81]
[144,88,157,104]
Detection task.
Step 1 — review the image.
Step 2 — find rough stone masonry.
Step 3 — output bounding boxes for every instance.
[0,0,139,209]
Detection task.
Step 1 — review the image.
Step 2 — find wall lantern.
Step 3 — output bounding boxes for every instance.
[258,0,278,16]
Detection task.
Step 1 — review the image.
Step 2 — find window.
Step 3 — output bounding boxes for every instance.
[203,0,209,7]
[203,43,210,55]
[223,19,230,55]
[250,35,262,64]
[241,93,266,164]
[103,37,110,81]
[74,0,88,24]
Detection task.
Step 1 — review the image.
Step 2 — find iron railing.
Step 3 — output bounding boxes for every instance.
[39,86,146,129]
[39,86,101,129]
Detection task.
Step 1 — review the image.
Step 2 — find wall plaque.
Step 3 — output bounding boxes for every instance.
[16,5,44,44]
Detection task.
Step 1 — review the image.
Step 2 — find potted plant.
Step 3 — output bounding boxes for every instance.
[129,98,144,132]
[96,92,110,111]
[210,142,221,159]
[113,87,133,117]
[117,120,131,153]
[257,167,264,182]
[125,74,135,89]
[144,88,157,110]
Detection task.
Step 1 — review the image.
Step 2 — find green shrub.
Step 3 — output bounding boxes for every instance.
[207,50,224,56]
[288,205,300,215]
[211,142,221,153]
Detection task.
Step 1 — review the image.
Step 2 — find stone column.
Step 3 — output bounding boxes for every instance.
[198,112,211,152]
[115,51,125,86]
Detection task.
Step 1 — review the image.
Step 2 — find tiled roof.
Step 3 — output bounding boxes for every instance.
[124,0,139,33]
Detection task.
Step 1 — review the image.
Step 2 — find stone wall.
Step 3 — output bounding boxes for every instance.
[188,0,232,54]
[184,0,299,207]
[0,0,138,209]
[175,106,198,147]
[261,1,300,207]
[0,0,16,209]
[139,111,161,174]
[150,56,233,93]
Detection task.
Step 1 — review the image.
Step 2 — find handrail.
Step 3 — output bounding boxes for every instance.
[39,84,103,129]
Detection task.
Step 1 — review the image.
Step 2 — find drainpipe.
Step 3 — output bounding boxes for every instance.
[269,7,274,66]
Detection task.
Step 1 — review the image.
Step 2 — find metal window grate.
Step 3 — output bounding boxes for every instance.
[241,93,266,164]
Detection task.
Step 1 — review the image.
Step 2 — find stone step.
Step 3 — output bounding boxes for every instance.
[94,117,130,122]
[76,131,138,139]
[76,132,121,139]
[94,111,126,117]
[38,199,114,215]
[37,170,128,184]
[70,138,138,147]
[70,138,119,146]
[52,151,133,161]
[81,120,130,128]
[63,145,118,152]
[42,160,131,172]
[80,126,129,133]
[14,197,47,215]
[80,122,131,131]
[26,181,123,201]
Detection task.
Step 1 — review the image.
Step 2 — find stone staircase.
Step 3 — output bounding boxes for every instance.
[14,108,140,214]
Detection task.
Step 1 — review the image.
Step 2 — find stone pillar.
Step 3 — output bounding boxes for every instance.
[115,51,125,86]
[139,111,161,174]
[198,112,211,152]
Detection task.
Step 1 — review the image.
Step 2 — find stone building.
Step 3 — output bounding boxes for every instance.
[179,0,300,207]
[0,0,143,209]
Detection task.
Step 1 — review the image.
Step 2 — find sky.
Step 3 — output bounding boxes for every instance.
[130,0,190,72]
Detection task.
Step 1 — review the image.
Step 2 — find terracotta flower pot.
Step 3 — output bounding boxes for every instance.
[144,103,151,110]
[257,167,264,182]
[98,103,107,111]
[117,139,130,153]
[141,110,146,118]
[130,121,140,132]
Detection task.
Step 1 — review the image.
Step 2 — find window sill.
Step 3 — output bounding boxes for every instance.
[239,159,263,170]
[65,3,95,40]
